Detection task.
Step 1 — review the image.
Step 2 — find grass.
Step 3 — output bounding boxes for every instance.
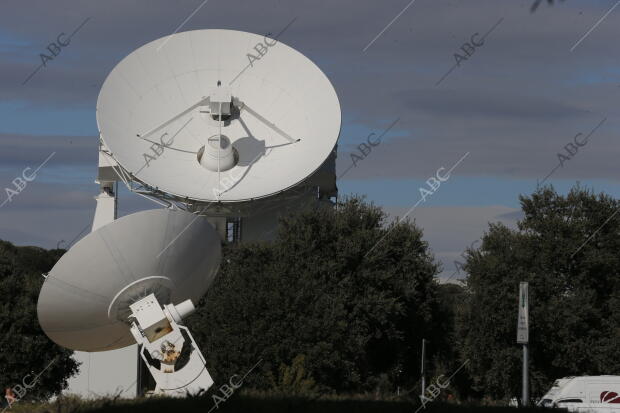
[3,394,551,413]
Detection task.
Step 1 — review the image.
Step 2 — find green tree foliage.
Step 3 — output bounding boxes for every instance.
[188,197,446,394]
[0,241,79,401]
[460,185,620,399]
[434,283,471,399]
[268,354,319,395]
[530,0,565,13]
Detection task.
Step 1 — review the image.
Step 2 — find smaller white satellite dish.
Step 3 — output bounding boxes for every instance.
[37,209,221,352]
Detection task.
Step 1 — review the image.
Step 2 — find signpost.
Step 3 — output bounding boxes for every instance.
[517,282,529,406]
[420,338,426,399]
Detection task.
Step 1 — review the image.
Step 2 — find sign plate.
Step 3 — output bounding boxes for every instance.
[517,282,529,344]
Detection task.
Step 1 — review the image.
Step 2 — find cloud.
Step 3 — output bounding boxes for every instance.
[397,88,589,121]
[381,204,521,282]
[0,133,96,166]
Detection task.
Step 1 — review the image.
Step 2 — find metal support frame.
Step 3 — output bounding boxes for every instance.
[128,294,213,396]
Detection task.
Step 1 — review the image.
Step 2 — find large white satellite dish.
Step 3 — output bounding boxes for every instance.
[37,209,220,352]
[97,29,341,203]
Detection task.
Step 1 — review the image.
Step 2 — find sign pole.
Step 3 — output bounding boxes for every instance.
[420,338,426,398]
[523,343,529,406]
[517,282,530,407]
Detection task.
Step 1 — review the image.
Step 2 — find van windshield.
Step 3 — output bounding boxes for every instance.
[557,399,583,404]
[539,399,553,407]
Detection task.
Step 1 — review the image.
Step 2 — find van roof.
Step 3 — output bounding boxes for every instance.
[561,376,620,381]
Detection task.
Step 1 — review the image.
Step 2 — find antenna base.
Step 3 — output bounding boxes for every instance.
[129,294,213,396]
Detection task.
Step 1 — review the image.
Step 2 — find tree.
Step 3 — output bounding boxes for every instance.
[530,0,565,13]
[187,197,447,394]
[434,283,472,400]
[0,241,79,403]
[459,185,620,400]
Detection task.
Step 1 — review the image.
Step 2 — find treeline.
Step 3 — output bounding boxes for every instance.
[0,241,78,400]
[3,185,620,403]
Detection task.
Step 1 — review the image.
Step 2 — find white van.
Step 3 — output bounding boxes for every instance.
[539,376,620,412]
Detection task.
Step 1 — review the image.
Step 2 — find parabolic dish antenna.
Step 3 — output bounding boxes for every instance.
[97,29,341,203]
[37,209,221,352]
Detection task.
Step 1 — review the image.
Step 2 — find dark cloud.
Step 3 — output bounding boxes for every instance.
[381,204,521,281]
[397,88,589,120]
[0,133,96,166]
